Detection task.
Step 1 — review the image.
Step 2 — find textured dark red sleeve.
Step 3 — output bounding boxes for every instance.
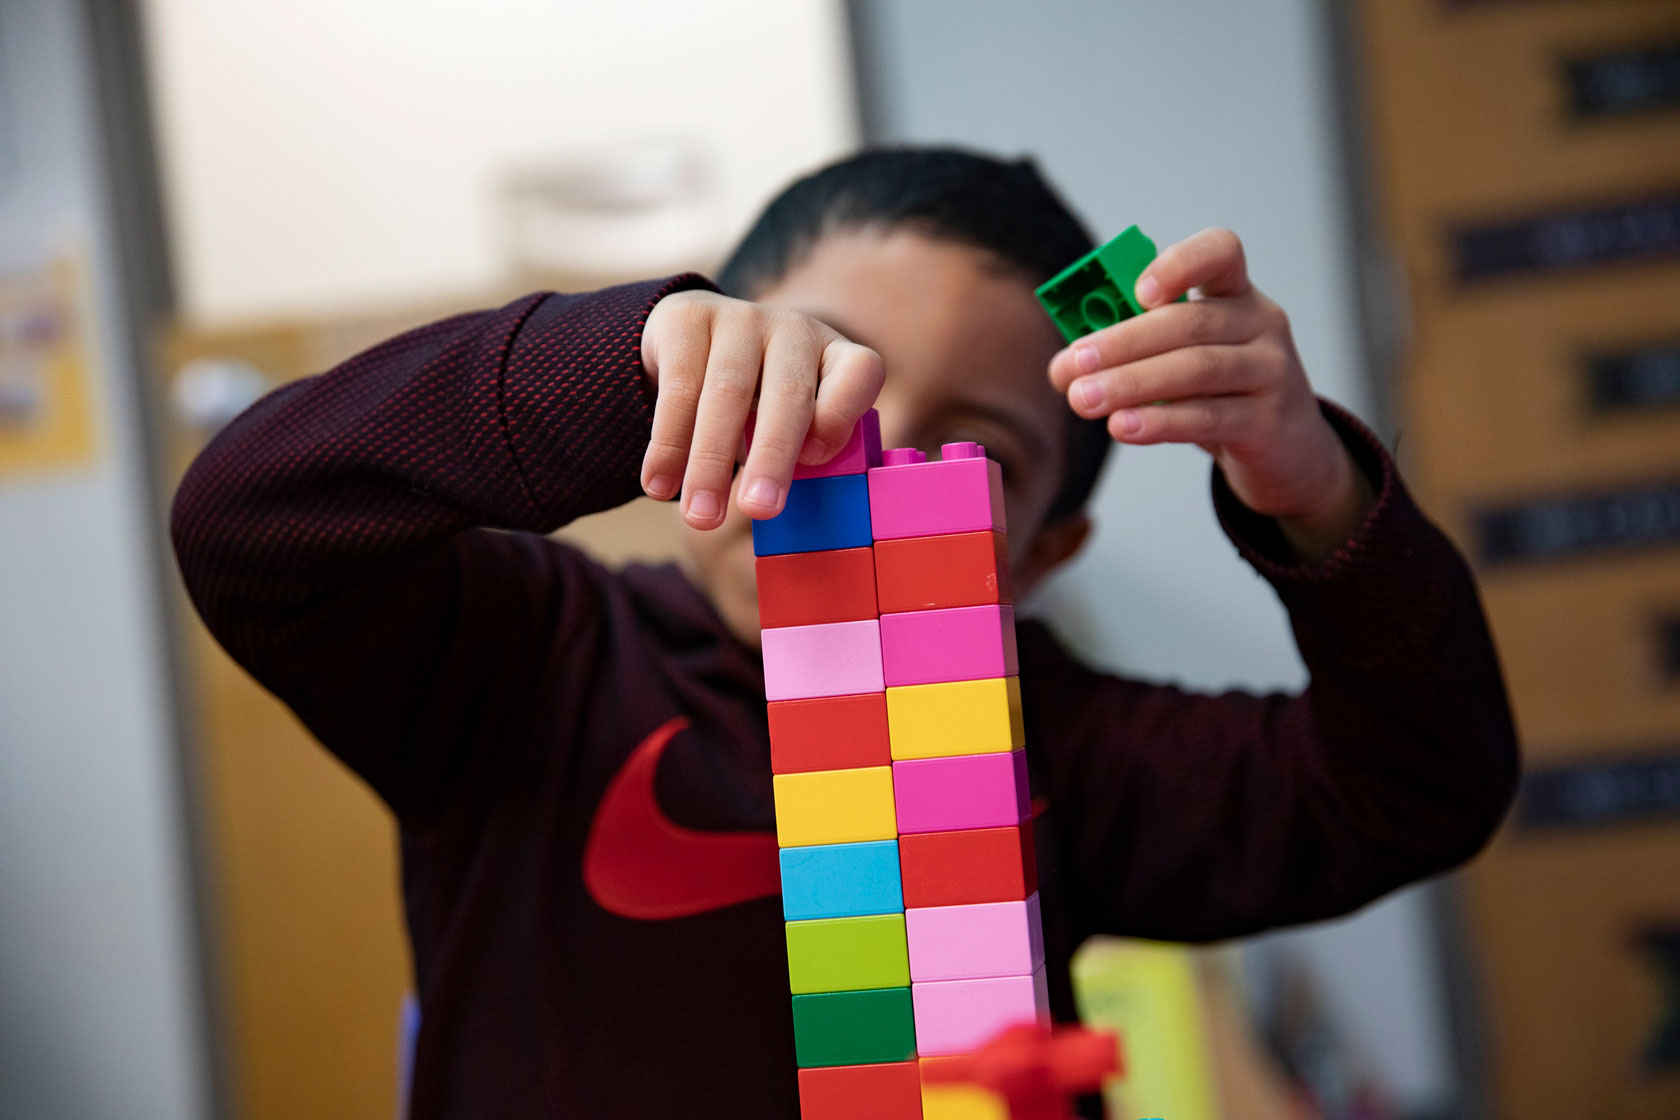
[1023,403,1520,942]
[170,276,715,818]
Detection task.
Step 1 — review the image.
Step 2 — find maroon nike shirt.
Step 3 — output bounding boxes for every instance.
[171,277,1519,1119]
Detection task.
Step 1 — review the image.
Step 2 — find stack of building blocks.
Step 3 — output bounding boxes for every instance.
[754,411,1049,1120]
[870,440,1049,1117]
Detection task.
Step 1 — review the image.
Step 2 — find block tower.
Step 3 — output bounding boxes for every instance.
[754,413,1047,1120]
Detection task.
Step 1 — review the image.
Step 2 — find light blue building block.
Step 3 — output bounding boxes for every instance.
[780,839,903,921]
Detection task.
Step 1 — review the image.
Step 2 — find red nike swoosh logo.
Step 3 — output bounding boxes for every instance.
[583,716,780,920]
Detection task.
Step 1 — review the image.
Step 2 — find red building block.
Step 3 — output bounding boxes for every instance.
[769,692,892,774]
[756,547,879,629]
[798,1061,922,1120]
[899,823,1037,908]
[874,530,1012,613]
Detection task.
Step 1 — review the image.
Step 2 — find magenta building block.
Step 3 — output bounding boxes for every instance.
[867,442,1005,541]
[744,409,883,481]
[892,750,1029,834]
[911,966,1051,1055]
[879,605,1018,687]
[762,619,884,701]
[905,893,1045,982]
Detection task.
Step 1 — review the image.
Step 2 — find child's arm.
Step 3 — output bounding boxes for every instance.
[1047,227,1376,563]
[1025,401,1519,942]
[1037,229,1518,938]
[171,279,880,823]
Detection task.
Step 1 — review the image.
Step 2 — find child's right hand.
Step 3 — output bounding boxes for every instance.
[640,290,885,529]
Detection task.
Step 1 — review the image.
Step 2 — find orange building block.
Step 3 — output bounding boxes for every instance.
[769,692,892,774]
[798,1061,922,1119]
[899,823,1037,908]
[874,531,1012,613]
[756,547,879,628]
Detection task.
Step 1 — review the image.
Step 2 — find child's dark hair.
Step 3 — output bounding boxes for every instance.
[718,147,1112,522]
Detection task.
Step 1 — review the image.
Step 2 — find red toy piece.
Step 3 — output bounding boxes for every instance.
[920,1023,1122,1120]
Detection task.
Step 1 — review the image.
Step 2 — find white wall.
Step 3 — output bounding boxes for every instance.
[855,1,1454,1112]
[142,0,860,324]
[0,2,210,1117]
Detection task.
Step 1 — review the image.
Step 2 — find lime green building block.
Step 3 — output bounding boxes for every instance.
[1036,225,1161,343]
[791,987,918,1068]
[785,913,910,994]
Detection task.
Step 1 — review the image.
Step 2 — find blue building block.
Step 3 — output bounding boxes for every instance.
[780,839,904,921]
[752,473,874,556]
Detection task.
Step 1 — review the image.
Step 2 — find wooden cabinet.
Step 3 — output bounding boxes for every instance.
[1357,3,1680,1116]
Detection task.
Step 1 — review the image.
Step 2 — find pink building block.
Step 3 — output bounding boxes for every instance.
[744,409,883,480]
[761,619,884,701]
[911,966,1050,1055]
[892,750,1029,833]
[867,442,1005,541]
[879,605,1018,687]
[906,893,1044,982]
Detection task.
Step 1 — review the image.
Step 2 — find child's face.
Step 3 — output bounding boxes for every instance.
[681,227,1089,648]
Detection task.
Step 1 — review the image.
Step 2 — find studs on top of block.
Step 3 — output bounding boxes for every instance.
[756,547,878,629]
[792,987,918,1068]
[880,605,1019,688]
[745,409,883,482]
[773,766,898,848]
[905,894,1044,983]
[798,1062,923,1120]
[786,913,911,994]
[780,839,904,921]
[761,619,884,701]
[875,530,1011,613]
[898,823,1037,909]
[769,692,891,774]
[910,966,1051,1056]
[893,750,1030,834]
[868,442,1005,542]
[753,473,873,557]
[885,677,1023,760]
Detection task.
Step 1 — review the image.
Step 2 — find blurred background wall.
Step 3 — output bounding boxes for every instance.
[0,1,210,1118]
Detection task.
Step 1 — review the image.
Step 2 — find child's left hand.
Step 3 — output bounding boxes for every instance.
[1045,227,1374,561]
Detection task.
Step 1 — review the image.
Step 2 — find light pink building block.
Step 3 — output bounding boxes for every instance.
[867,442,1005,541]
[743,409,882,480]
[761,619,884,701]
[911,966,1051,1055]
[906,893,1044,982]
[892,750,1029,833]
[879,605,1018,687]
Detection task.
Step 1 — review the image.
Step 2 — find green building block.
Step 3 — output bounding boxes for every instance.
[1036,225,1161,343]
[790,987,917,1068]
[785,913,910,995]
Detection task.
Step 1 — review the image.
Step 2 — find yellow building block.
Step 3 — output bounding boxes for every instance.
[919,1057,1009,1120]
[886,676,1024,760]
[773,766,897,847]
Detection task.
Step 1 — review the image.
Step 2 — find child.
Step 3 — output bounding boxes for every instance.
[172,148,1518,1118]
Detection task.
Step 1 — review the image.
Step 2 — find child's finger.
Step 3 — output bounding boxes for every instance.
[1066,344,1264,419]
[1107,395,1249,447]
[1048,298,1255,393]
[738,325,821,519]
[806,338,886,463]
[681,318,765,529]
[642,317,711,502]
[1136,227,1252,308]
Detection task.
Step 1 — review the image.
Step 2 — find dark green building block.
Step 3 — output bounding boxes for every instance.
[1035,225,1161,343]
[790,987,917,1068]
